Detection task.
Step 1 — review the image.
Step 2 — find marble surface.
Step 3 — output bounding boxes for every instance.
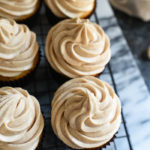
[1,0,150,150]
[111,5,150,91]
[96,1,150,150]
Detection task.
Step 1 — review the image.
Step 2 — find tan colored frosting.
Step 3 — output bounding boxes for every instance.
[51,76,121,149]
[147,46,150,59]
[0,87,44,150]
[0,18,39,77]
[45,0,95,18]
[45,18,111,78]
[110,0,150,21]
[0,0,39,20]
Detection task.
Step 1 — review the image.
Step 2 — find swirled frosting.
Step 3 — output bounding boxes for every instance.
[0,0,39,20]
[110,0,150,21]
[0,87,44,150]
[45,0,95,18]
[0,18,39,78]
[51,76,121,149]
[45,18,111,78]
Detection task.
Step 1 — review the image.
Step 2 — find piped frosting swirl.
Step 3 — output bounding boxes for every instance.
[51,76,121,149]
[45,0,95,18]
[45,18,111,78]
[0,18,39,78]
[0,0,39,20]
[0,87,44,150]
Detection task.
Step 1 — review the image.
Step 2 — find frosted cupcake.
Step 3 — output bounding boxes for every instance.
[51,76,121,149]
[0,18,39,83]
[44,0,96,24]
[0,0,41,25]
[0,87,44,150]
[45,18,111,82]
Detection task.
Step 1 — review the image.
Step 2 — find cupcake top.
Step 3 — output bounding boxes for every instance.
[0,0,40,20]
[45,18,111,78]
[45,0,95,18]
[0,18,39,78]
[51,76,121,149]
[0,87,44,150]
[110,0,150,21]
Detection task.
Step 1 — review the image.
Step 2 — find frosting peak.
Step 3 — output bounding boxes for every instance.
[51,76,121,149]
[46,18,111,78]
[0,19,16,44]
[0,87,44,150]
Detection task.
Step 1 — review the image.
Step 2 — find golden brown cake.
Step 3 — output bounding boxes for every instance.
[51,76,121,149]
[0,18,39,82]
[45,18,111,79]
[0,87,44,150]
[0,0,41,21]
[44,0,96,19]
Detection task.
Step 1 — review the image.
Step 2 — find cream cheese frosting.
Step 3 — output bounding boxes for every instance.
[51,76,121,149]
[45,0,95,18]
[110,0,150,21]
[0,0,39,20]
[45,18,111,78]
[0,18,39,78]
[0,87,44,150]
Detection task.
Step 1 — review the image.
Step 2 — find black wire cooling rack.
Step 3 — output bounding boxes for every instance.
[2,2,135,150]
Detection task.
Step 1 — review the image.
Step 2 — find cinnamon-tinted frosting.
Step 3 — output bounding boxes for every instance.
[0,87,44,150]
[110,0,150,21]
[45,0,95,18]
[51,76,121,149]
[0,0,39,20]
[45,18,111,78]
[0,18,39,77]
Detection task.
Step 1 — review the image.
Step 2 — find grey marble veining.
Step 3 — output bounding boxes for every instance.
[97,1,150,150]
[111,6,150,92]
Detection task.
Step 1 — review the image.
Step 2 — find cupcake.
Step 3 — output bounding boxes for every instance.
[45,18,111,82]
[0,18,39,83]
[0,87,44,150]
[0,0,41,26]
[110,0,150,22]
[51,76,121,149]
[44,0,96,24]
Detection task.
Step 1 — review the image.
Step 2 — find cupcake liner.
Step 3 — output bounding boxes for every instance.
[17,0,42,28]
[44,0,97,25]
[92,134,116,150]
[0,50,41,87]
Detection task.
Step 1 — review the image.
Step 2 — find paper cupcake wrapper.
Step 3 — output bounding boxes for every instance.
[44,0,97,25]
[0,50,41,87]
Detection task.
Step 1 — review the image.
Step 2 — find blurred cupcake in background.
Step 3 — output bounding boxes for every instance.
[0,18,40,84]
[110,0,150,21]
[0,0,41,26]
[44,0,96,24]
[45,18,111,83]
